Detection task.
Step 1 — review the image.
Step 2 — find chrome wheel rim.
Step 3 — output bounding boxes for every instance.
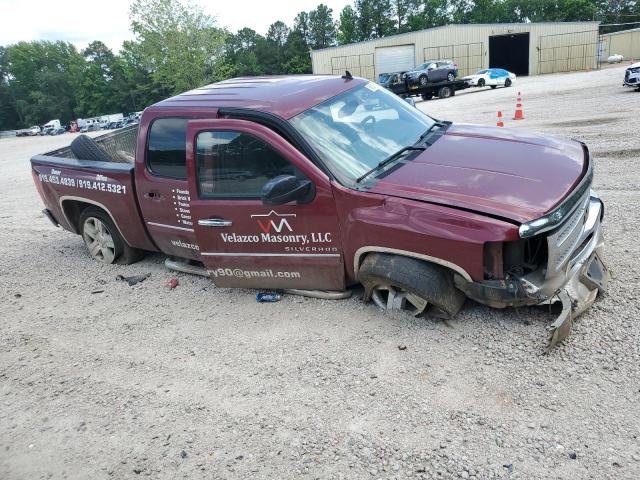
[82,217,116,264]
[371,284,428,316]
[420,76,427,85]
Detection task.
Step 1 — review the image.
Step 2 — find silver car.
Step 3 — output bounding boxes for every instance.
[403,60,458,86]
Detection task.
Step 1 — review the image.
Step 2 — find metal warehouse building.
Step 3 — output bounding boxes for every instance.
[599,27,640,62]
[311,22,600,81]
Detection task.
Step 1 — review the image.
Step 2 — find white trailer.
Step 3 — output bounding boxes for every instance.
[99,113,124,128]
[43,119,61,129]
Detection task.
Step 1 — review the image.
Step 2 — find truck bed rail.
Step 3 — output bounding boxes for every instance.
[46,125,138,162]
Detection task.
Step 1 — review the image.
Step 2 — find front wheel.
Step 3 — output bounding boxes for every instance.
[421,93,433,101]
[419,75,429,86]
[478,78,485,87]
[79,207,143,265]
[359,253,465,319]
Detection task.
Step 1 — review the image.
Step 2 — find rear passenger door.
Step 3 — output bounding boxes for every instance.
[135,117,201,260]
[186,119,345,291]
[436,62,448,81]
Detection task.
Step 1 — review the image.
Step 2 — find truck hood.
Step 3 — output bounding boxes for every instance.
[368,123,587,223]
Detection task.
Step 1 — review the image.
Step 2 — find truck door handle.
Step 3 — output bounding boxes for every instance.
[198,218,233,227]
[145,191,163,200]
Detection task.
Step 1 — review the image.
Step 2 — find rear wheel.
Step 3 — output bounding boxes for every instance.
[359,253,465,319]
[478,78,485,87]
[79,207,143,265]
[419,75,429,86]
[421,93,433,101]
[447,72,455,82]
[438,86,452,98]
[505,78,512,87]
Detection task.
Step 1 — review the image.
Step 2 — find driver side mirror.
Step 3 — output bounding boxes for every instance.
[262,175,315,205]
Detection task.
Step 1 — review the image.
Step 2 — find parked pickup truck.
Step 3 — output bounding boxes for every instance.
[31,74,608,348]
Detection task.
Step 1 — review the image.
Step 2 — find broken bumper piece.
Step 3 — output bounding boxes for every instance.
[456,194,608,350]
[546,250,608,350]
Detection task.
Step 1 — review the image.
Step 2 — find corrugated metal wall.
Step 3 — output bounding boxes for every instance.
[311,22,599,80]
[599,28,640,62]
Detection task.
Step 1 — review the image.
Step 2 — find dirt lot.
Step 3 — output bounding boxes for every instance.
[1,66,639,480]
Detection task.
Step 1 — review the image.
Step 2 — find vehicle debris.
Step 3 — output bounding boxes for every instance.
[256,292,281,303]
[116,273,150,286]
[165,278,179,289]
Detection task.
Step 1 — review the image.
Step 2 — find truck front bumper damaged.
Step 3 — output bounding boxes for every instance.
[456,194,609,350]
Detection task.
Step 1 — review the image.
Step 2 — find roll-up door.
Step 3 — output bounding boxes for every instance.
[375,45,415,79]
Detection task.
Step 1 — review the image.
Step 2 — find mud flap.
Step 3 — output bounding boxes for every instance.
[546,290,573,352]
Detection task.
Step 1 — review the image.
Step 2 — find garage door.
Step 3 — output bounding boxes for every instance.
[375,45,415,78]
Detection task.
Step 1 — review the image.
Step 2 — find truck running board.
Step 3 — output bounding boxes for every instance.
[163,257,352,300]
[164,257,208,277]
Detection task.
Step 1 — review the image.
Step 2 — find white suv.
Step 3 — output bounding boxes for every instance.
[624,62,640,90]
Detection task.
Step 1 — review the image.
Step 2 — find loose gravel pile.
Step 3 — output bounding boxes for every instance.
[1,65,639,480]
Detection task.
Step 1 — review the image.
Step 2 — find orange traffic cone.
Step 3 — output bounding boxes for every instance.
[496,111,504,127]
[513,92,525,120]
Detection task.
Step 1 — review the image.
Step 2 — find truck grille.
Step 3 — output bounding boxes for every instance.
[545,190,591,278]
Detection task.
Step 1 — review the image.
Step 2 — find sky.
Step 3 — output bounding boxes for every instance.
[0,0,351,52]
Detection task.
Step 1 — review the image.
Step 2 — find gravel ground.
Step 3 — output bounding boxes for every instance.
[1,66,639,480]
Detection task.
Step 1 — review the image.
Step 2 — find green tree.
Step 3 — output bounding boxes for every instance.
[355,0,395,39]
[267,20,290,47]
[225,28,265,76]
[129,0,227,94]
[5,40,82,126]
[308,4,337,48]
[75,41,120,117]
[0,46,19,130]
[406,0,451,29]
[294,11,312,44]
[506,0,597,22]
[338,5,359,44]
[282,30,312,73]
[117,40,167,112]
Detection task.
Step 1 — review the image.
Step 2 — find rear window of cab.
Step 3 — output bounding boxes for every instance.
[146,118,188,179]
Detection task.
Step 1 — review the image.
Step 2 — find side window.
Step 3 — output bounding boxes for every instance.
[147,118,187,179]
[196,130,298,198]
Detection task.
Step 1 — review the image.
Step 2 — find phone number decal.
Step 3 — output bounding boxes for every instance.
[38,169,127,195]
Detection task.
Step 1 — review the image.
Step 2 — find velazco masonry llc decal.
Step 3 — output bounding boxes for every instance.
[219,210,337,252]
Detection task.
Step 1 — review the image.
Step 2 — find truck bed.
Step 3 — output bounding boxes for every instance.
[48,125,138,163]
[30,126,156,252]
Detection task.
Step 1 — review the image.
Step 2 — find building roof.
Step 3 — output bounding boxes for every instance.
[311,21,600,54]
[151,75,365,119]
[600,26,640,36]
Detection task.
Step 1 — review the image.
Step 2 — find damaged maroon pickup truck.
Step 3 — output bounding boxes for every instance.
[31,75,608,348]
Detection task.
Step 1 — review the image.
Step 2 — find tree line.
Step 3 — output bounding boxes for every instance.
[0,0,638,130]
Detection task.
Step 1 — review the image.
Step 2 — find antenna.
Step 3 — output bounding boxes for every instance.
[342,70,353,80]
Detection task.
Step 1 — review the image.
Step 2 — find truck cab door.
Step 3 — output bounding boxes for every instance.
[186,119,345,291]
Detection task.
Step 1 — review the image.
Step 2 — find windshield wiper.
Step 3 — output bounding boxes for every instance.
[356,145,426,184]
[414,121,449,146]
[355,121,449,184]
